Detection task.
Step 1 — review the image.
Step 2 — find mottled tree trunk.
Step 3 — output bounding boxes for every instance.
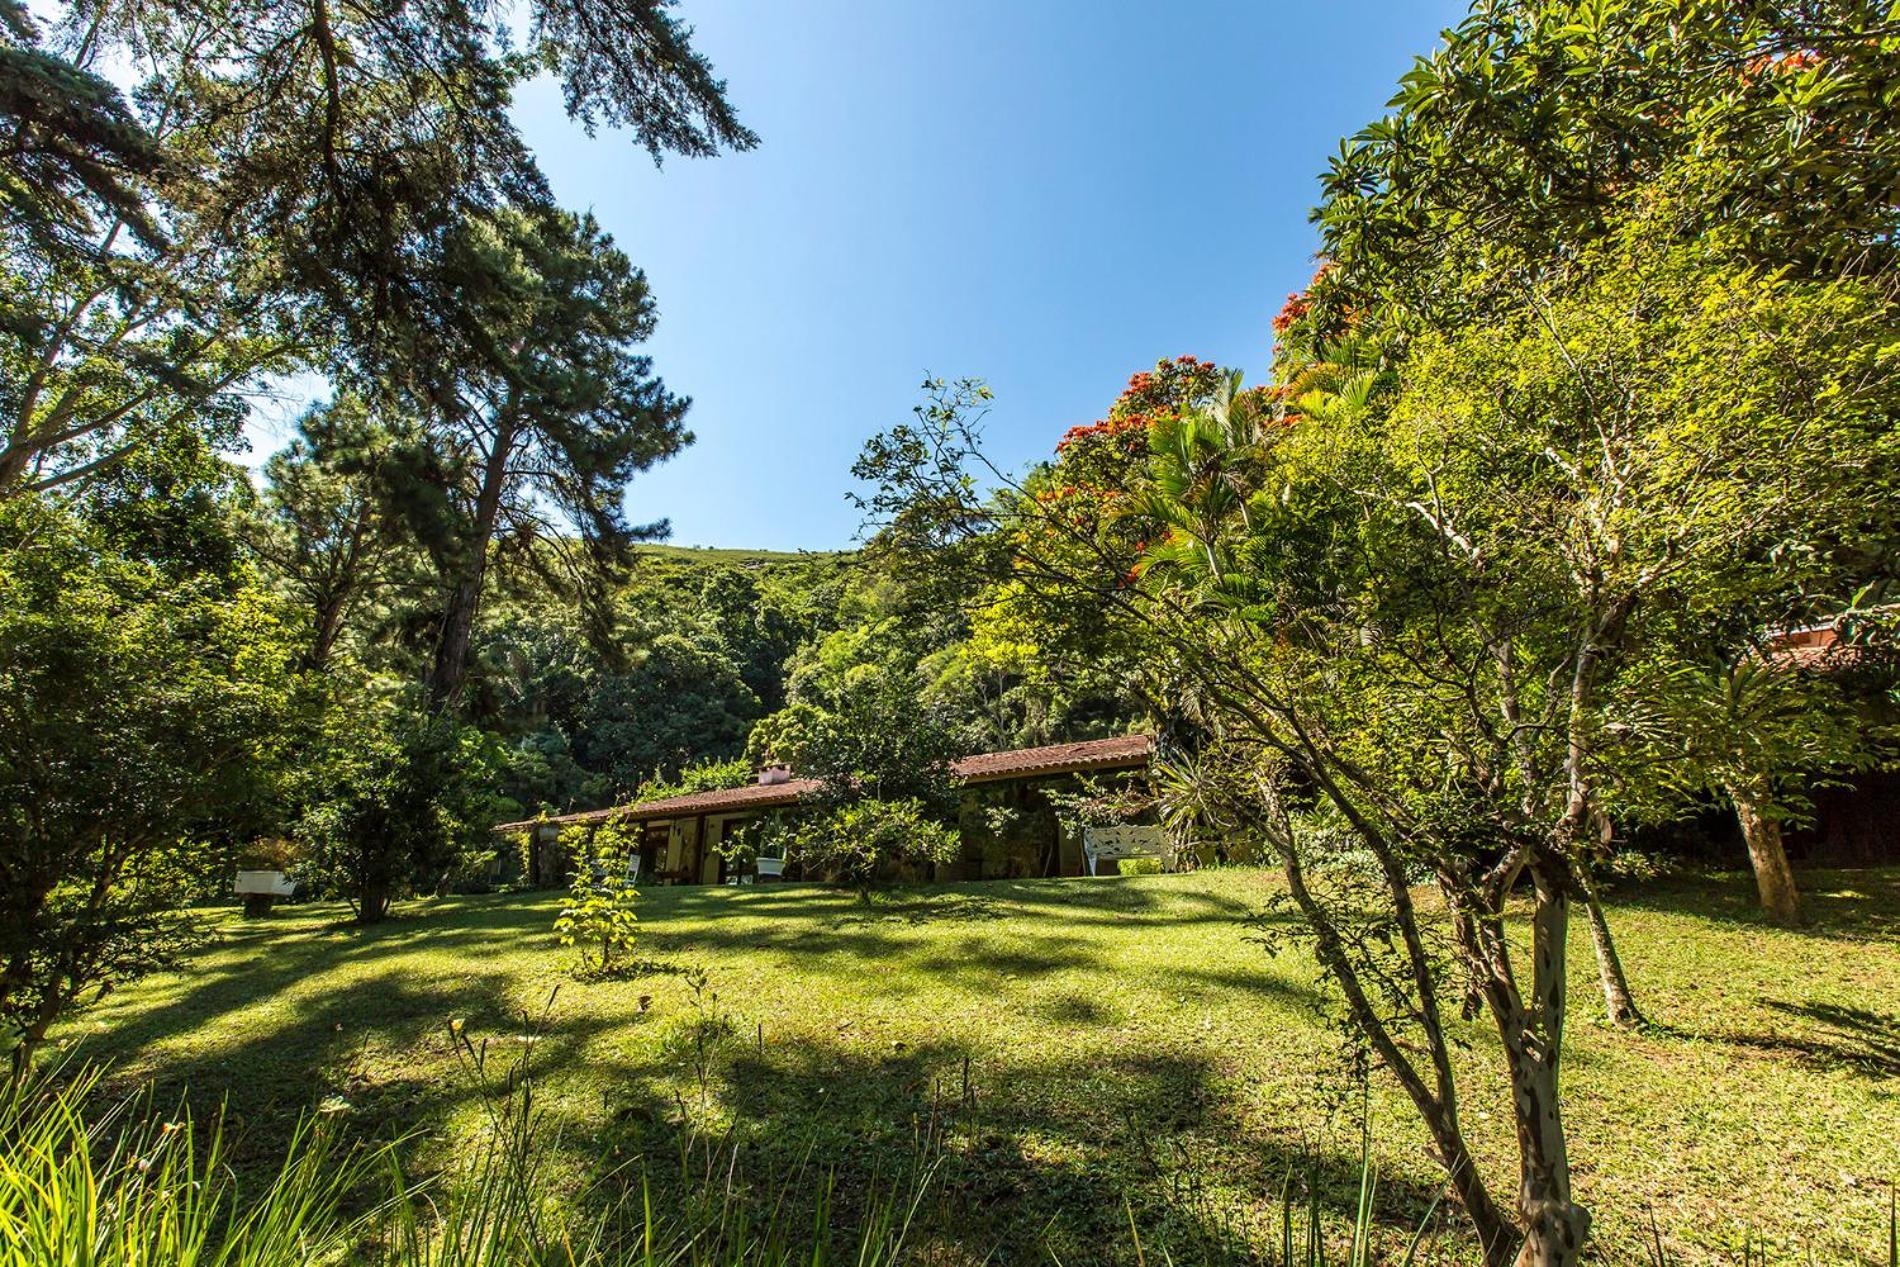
[1727,781,1802,925]
[1505,857,1591,1267]
[1574,861,1643,1027]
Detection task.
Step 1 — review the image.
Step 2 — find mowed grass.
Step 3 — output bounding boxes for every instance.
[61,867,1900,1265]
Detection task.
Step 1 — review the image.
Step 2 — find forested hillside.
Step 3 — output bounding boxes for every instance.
[460,534,1147,819]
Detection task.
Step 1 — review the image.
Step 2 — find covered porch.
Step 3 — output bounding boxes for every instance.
[498,735,1158,886]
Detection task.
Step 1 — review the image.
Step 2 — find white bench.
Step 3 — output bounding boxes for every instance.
[234,869,295,915]
[234,869,296,897]
[1082,826,1173,875]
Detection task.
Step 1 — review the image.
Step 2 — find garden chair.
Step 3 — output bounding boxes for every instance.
[1081,826,1174,875]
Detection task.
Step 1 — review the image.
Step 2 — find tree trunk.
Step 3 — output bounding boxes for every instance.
[1279,838,1520,1264]
[1573,861,1643,1028]
[10,990,66,1083]
[428,416,515,706]
[1504,857,1591,1267]
[429,567,486,704]
[1727,782,1802,925]
[1434,1117,1521,1267]
[307,591,348,671]
[357,875,390,925]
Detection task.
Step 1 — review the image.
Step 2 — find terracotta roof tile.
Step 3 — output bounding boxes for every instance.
[951,734,1154,782]
[496,778,821,834]
[1763,625,1866,673]
[1765,641,1865,672]
[495,734,1154,834]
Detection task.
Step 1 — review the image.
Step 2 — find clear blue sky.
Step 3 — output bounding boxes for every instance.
[277,3,1470,551]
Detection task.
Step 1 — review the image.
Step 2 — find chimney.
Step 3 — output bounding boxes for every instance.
[757,764,792,786]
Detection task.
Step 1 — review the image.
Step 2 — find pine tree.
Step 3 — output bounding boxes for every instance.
[381,203,689,705]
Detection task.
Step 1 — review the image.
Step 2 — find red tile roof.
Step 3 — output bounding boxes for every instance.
[1764,624,1866,672]
[1768,642,1865,672]
[495,734,1154,833]
[496,778,821,833]
[951,733,1154,783]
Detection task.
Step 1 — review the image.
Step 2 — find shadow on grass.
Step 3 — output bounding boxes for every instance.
[581,1029,1450,1265]
[63,878,1433,1262]
[634,875,1293,992]
[824,891,1008,928]
[59,897,607,1155]
[1603,866,1900,943]
[1724,999,1900,1077]
[643,871,1265,932]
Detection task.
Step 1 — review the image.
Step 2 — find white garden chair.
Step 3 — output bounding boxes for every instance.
[1081,826,1174,875]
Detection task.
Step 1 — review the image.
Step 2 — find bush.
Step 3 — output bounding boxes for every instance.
[0,495,299,1061]
[554,819,641,974]
[294,701,508,921]
[1117,856,1163,876]
[793,797,960,893]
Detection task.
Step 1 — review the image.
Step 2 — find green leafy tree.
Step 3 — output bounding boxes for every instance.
[694,567,809,712]
[778,798,959,897]
[294,690,505,923]
[0,1,162,254]
[37,0,755,406]
[851,219,1898,1264]
[1311,0,1900,334]
[753,620,962,803]
[746,618,965,892]
[251,396,424,670]
[576,633,760,793]
[0,4,289,500]
[1620,650,1881,925]
[0,493,296,1067]
[4,0,750,550]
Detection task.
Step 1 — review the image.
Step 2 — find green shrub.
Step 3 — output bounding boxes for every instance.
[554,819,641,974]
[1117,856,1163,876]
[789,797,960,893]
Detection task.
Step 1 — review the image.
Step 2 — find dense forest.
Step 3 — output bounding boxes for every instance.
[327,531,1147,823]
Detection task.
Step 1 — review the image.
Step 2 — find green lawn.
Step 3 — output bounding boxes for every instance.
[63,868,1900,1264]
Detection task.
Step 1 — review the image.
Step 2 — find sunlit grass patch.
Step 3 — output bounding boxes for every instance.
[60,866,1900,1264]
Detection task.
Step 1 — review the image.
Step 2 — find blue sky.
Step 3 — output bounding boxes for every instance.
[262,2,1468,550]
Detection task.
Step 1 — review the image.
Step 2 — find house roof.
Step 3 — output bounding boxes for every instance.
[495,733,1154,834]
[498,778,823,833]
[1764,624,1867,672]
[951,733,1154,783]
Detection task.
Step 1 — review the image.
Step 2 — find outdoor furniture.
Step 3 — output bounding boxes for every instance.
[1081,826,1173,876]
[234,869,295,916]
[584,855,641,888]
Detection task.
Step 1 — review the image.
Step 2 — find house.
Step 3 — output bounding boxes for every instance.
[1764,622,1900,865]
[496,734,1156,885]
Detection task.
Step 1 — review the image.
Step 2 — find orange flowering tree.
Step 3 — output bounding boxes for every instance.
[1033,355,1286,589]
